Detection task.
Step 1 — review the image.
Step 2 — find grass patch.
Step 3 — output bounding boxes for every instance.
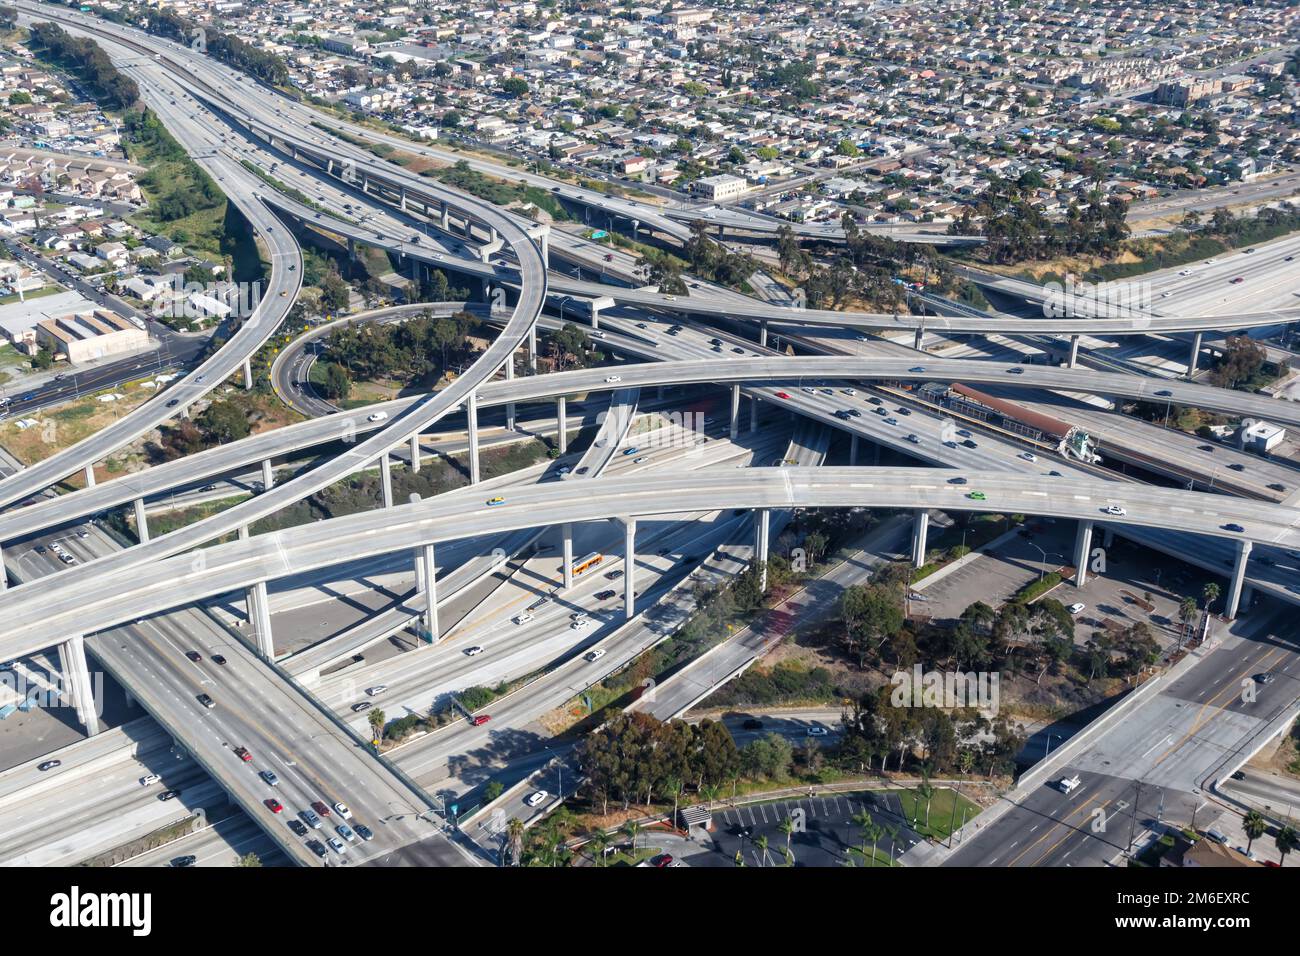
[893,787,980,841]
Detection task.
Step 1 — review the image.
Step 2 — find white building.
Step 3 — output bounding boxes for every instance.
[690,173,749,202]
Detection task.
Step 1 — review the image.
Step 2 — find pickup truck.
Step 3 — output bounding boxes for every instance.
[1058,775,1081,794]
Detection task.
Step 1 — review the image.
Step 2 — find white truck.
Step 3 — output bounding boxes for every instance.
[1058,774,1081,794]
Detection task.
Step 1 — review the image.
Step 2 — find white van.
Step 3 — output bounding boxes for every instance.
[365,685,387,697]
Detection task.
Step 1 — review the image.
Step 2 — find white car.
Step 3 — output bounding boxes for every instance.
[570,618,592,630]
[334,802,352,820]
[1019,452,1037,462]
[604,375,621,383]
[513,613,533,625]
[1178,269,1193,276]
[465,645,484,656]
[806,725,829,737]
[367,412,388,423]
[525,790,548,808]
[328,837,347,854]
[585,649,606,662]
[365,685,387,697]
[842,388,856,396]
[1104,505,1127,516]
[633,456,648,464]
[1068,603,1086,615]
[139,774,160,787]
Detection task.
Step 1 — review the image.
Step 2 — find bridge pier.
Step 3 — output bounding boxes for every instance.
[467,391,480,484]
[379,451,393,508]
[134,497,149,544]
[850,434,859,466]
[504,355,516,432]
[750,393,759,433]
[1068,334,1080,369]
[1073,519,1094,587]
[562,522,574,591]
[729,383,741,440]
[243,357,253,390]
[759,319,768,349]
[557,396,567,454]
[1187,332,1203,379]
[440,205,450,232]
[417,543,438,642]
[248,580,274,659]
[622,517,636,620]
[0,544,7,592]
[60,634,100,736]
[261,458,274,491]
[83,465,95,488]
[409,433,422,473]
[754,508,770,592]
[528,324,538,373]
[911,509,929,568]
[1225,539,1253,620]
[913,328,923,351]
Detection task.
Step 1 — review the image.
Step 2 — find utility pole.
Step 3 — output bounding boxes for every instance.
[1127,780,1142,859]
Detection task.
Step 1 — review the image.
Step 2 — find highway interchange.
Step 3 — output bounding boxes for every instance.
[1,1,1300,869]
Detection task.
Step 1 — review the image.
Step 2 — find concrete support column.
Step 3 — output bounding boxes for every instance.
[260,458,274,491]
[1102,527,1114,549]
[379,452,393,509]
[347,237,356,263]
[243,357,253,390]
[0,543,6,593]
[1225,539,1254,620]
[467,391,480,484]
[417,543,438,642]
[1068,334,1080,369]
[399,188,407,212]
[914,327,924,351]
[591,305,600,331]
[754,508,770,593]
[729,383,741,441]
[1187,332,1203,379]
[562,522,574,591]
[134,497,149,544]
[622,517,636,621]
[504,355,516,432]
[1073,519,1094,588]
[850,434,859,466]
[750,394,759,433]
[83,465,95,488]
[759,320,768,349]
[409,433,422,473]
[556,396,567,454]
[441,205,450,232]
[911,510,930,568]
[528,324,538,373]
[248,580,274,659]
[60,634,99,736]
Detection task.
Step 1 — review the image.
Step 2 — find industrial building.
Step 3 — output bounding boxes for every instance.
[35,309,148,364]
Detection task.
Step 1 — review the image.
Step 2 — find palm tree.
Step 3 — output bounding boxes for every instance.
[754,834,770,867]
[587,828,611,867]
[505,817,525,867]
[779,815,795,854]
[1243,810,1267,855]
[622,819,641,856]
[367,708,385,745]
[1275,825,1297,866]
[1202,582,1221,613]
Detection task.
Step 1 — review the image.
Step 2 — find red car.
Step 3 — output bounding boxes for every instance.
[652,854,674,868]
[470,714,491,726]
[234,746,252,762]
[264,798,283,814]
[775,391,791,399]
[311,800,332,818]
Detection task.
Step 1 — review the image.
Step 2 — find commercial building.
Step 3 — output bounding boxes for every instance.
[690,173,749,202]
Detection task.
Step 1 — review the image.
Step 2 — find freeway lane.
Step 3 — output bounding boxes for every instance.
[3,352,1294,552]
[1,467,1297,659]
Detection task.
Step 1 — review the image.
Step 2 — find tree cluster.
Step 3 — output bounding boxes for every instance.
[29,22,139,109]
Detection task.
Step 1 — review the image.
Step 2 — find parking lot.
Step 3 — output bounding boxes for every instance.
[680,790,925,867]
